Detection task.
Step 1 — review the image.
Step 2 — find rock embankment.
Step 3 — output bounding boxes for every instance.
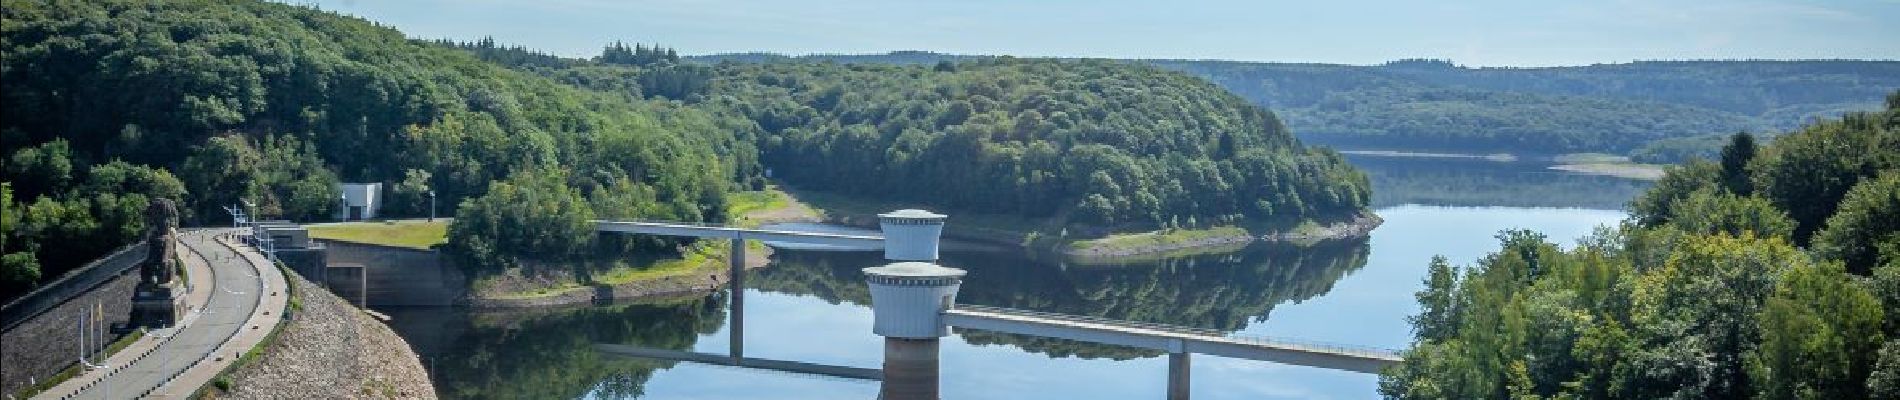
[1260,213,1385,242]
[219,271,434,399]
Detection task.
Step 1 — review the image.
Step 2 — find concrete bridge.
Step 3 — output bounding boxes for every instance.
[591,210,1403,400]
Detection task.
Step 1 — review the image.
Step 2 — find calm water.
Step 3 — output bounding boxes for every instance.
[382,155,1641,399]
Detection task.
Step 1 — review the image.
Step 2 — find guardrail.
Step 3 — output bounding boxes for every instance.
[48,235,221,400]
[142,234,274,398]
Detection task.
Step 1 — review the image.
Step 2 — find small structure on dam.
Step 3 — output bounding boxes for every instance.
[864,208,957,400]
[864,262,963,400]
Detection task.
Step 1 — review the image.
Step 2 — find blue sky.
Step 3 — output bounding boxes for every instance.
[298,0,1899,67]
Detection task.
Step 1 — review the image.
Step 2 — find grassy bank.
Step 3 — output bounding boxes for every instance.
[1065,226,1253,257]
[475,188,801,301]
[305,220,448,250]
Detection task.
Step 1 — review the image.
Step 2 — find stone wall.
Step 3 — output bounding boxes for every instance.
[221,271,435,399]
[317,240,465,306]
[0,243,145,396]
[0,268,138,396]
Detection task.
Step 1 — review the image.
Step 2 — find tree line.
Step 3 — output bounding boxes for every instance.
[1380,91,1900,399]
[2,0,1370,297]
[1,0,757,297]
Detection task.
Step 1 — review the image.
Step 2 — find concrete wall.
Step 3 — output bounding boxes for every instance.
[277,247,329,283]
[1,244,144,330]
[317,240,464,306]
[326,264,367,307]
[0,256,140,396]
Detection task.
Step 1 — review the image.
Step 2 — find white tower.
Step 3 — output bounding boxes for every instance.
[865,262,965,338]
[864,262,964,400]
[879,209,945,261]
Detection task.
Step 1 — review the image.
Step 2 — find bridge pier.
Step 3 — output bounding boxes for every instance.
[730,237,745,360]
[883,337,941,399]
[1169,352,1190,400]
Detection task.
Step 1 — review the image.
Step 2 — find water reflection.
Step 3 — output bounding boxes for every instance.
[1348,154,1649,209]
[382,237,1370,399]
[753,239,1369,359]
[382,297,726,400]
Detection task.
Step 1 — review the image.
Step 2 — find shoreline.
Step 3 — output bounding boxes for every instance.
[1062,213,1384,258]
[461,186,1384,307]
[465,188,819,308]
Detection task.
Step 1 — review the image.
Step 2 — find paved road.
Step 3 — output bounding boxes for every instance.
[61,230,265,400]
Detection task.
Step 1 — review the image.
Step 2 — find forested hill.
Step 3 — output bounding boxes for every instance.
[693,52,1899,154]
[1151,59,1898,153]
[2,1,1371,297]
[1,0,757,296]
[710,59,1370,229]
[507,46,1373,233]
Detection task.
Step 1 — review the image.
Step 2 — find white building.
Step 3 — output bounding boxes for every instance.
[335,183,383,221]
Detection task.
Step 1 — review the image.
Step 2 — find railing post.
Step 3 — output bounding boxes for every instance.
[730,236,745,360]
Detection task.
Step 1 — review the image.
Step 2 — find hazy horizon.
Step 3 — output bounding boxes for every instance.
[294,0,1899,67]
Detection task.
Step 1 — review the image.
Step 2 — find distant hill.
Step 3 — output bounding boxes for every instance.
[692,52,1900,154]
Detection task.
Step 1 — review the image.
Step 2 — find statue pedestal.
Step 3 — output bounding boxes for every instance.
[130,283,185,328]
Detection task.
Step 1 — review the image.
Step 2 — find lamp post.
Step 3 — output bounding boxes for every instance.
[428,190,436,222]
[241,199,257,244]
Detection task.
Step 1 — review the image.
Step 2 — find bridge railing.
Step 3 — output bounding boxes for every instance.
[1220,334,1403,360]
[950,304,1403,360]
[951,304,1226,336]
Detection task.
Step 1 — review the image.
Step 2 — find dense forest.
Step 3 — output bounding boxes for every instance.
[0,0,756,297]
[1155,59,1899,154]
[1379,92,1900,399]
[695,52,1898,155]
[0,1,1370,299]
[706,60,1371,229]
[472,43,1373,232]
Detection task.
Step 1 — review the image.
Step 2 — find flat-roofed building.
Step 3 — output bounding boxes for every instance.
[335,183,382,221]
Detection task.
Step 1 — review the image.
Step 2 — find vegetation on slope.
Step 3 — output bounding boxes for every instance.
[465,42,1374,239]
[694,52,1896,155]
[1380,92,1900,399]
[706,59,1371,232]
[0,0,757,297]
[3,2,1370,298]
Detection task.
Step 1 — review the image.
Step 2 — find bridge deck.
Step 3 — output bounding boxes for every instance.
[942,305,1402,374]
[592,220,884,247]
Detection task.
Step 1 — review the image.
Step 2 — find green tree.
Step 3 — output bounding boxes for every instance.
[446,168,596,274]
[390,169,434,217]
[1629,160,1720,227]
[1750,262,1885,400]
[1872,339,1900,400]
[1410,256,1460,342]
[1752,109,1900,245]
[4,139,74,199]
[1813,173,1900,274]
[1669,187,1795,240]
[1719,132,1757,195]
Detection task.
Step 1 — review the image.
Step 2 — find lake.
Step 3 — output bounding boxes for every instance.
[380,154,1642,399]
